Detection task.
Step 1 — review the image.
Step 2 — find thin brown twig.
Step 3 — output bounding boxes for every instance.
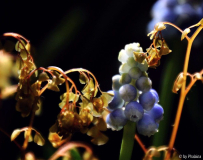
[134,134,147,153]
[165,23,203,160]
[0,127,22,150]
[49,142,92,160]
[22,111,35,150]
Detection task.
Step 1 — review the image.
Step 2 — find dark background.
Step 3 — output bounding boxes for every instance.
[0,1,203,160]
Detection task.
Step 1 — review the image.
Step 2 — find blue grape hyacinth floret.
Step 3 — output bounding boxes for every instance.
[106,108,128,131]
[107,90,124,111]
[124,101,144,122]
[106,43,164,137]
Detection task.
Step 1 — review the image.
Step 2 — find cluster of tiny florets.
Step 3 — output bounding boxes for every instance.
[106,43,164,137]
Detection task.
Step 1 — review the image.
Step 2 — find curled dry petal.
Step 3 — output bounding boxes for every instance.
[59,92,79,108]
[35,99,42,116]
[92,117,107,131]
[24,130,33,142]
[143,147,160,160]
[146,48,161,68]
[48,132,67,148]
[80,97,93,111]
[154,22,166,32]
[90,132,108,146]
[25,43,31,52]
[159,41,172,56]
[79,108,93,127]
[79,72,88,84]
[133,52,147,63]
[143,146,181,160]
[147,22,166,40]
[20,49,28,60]
[154,37,162,48]
[15,40,26,52]
[47,80,60,92]
[30,80,41,96]
[147,30,156,40]
[87,126,108,145]
[11,129,22,141]
[34,133,45,146]
[38,72,49,81]
[137,60,148,71]
[147,48,159,61]
[91,92,114,117]
[172,73,185,94]
[92,98,104,117]
[15,98,32,117]
[157,146,181,160]
[52,71,65,85]
[82,78,95,99]
[100,92,114,107]
[181,28,190,41]
[67,92,79,102]
[87,126,99,137]
[194,73,203,81]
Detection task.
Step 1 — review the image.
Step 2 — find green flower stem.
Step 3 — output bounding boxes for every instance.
[119,121,136,160]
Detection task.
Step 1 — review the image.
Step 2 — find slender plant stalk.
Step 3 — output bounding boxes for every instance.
[119,121,136,160]
[165,25,203,160]
[49,142,92,160]
[134,134,147,153]
[0,128,22,150]
[64,68,99,92]
[185,69,203,95]
[22,111,36,150]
